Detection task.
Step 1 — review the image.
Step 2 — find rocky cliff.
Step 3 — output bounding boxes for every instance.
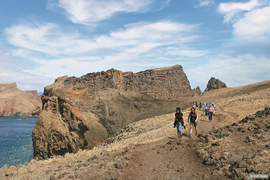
[0,83,41,116]
[65,64,194,99]
[32,65,195,159]
[193,86,202,96]
[204,77,227,92]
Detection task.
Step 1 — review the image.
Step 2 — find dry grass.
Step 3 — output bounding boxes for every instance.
[1,80,270,179]
[194,80,270,127]
[0,109,192,179]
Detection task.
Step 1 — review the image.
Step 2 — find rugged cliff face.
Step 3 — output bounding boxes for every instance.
[0,83,41,116]
[32,65,195,159]
[65,64,194,99]
[204,77,227,92]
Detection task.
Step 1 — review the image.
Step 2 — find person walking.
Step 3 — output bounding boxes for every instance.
[174,107,185,138]
[204,103,208,116]
[208,104,215,121]
[187,107,198,137]
[213,103,216,110]
[193,102,196,109]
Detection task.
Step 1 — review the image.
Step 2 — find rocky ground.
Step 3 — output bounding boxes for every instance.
[0,107,231,180]
[197,107,270,180]
[1,107,269,180]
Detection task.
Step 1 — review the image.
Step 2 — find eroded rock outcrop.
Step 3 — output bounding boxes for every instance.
[193,86,202,96]
[32,65,195,159]
[0,83,41,116]
[204,77,227,92]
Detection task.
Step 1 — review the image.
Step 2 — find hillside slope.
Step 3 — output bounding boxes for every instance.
[183,79,270,126]
[2,79,270,180]
[0,83,41,117]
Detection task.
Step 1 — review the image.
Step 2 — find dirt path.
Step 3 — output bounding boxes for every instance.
[0,109,233,180]
[117,109,229,180]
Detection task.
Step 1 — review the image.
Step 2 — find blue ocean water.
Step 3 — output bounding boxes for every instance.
[0,117,37,168]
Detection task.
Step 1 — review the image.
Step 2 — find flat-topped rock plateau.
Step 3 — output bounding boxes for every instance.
[0,83,41,117]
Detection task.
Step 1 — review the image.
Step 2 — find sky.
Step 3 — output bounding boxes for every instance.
[0,0,270,92]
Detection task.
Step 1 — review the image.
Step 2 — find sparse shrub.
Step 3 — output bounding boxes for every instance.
[76,162,82,167]
[220,131,231,137]
[220,131,227,137]
[244,176,252,180]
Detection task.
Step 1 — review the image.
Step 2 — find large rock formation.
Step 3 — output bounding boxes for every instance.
[65,64,194,99]
[0,83,41,116]
[193,86,202,96]
[32,65,195,159]
[204,77,227,92]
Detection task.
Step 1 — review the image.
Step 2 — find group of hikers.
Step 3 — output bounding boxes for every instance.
[174,102,216,138]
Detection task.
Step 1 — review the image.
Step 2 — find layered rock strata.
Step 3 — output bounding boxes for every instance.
[32,65,195,159]
[0,83,41,116]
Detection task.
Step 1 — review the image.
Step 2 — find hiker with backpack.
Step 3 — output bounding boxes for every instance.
[204,103,208,116]
[207,103,215,121]
[174,107,185,138]
[187,107,198,137]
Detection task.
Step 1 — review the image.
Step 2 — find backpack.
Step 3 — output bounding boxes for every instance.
[175,112,183,125]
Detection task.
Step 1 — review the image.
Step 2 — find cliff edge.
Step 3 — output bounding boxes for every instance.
[0,83,41,116]
[32,65,196,159]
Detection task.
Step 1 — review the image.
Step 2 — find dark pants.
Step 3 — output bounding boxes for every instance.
[205,109,208,116]
[209,112,213,120]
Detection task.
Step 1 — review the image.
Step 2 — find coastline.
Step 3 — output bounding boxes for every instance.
[0,117,37,167]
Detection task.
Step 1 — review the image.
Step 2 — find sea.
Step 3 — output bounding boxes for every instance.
[0,116,37,168]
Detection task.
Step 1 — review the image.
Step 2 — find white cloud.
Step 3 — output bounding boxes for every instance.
[218,0,263,13]
[5,21,199,57]
[218,0,268,23]
[5,22,94,56]
[186,54,270,90]
[164,47,210,57]
[233,5,270,37]
[0,49,54,92]
[47,0,164,25]
[222,5,270,55]
[5,20,202,80]
[192,0,214,8]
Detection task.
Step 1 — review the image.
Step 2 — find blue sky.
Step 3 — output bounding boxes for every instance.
[0,0,270,92]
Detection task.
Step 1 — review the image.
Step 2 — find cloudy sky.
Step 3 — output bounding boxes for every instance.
[0,0,270,92]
